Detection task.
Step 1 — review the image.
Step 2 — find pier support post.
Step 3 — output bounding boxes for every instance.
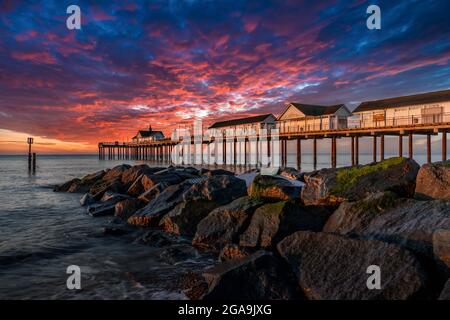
[443,130,447,162]
[355,136,359,165]
[296,138,301,170]
[313,137,317,170]
[408,133,413,159]
[427,133,431,163]
[331,137,337,168]
[399,135,403,157]
[351,137,355,166]
[373,135,377,163]
[380,135,385,161]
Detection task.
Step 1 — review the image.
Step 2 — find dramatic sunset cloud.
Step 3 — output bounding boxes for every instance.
[0,0,449,153]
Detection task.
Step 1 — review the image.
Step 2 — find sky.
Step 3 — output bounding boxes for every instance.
[0,0,449,154]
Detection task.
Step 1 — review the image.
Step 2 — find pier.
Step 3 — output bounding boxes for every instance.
[99,120,450,169]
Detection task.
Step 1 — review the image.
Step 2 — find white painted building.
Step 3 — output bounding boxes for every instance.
[277,103,352,133]
[353,89,450,128]
[208,113,276,134]
[131,126,164,143]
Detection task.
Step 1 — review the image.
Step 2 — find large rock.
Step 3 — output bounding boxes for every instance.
[159,245,200,265]
[136,230,181,247]
[323,192,399,235]
[240,202,331,248]
[141,173,185,191]
[279,167,304,181]
[183,175,247,204]
[415,162,450,200]
[248,175,302,202]
[218,244,254,262]
[201,169,235,177]
[202,251,302,300]
[90,178,124,200]
[138,182,168,204]
[192,196,265,251]
[325,198,450,262]
[87,193,130,217]
[102,164,131,182]
[277,231,428,300]
[433,229,450,277]
[127,182,191,227]
[301,157,419,206]
[54,178,80,192]
[54,170,107,193]
[115,198,144,219]
[121,165,160,189]
[159,201,220,237]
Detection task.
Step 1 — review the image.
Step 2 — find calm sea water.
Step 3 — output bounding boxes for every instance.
[0,155,214,300]
[0,152,433,299]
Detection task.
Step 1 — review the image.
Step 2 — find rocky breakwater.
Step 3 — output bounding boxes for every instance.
[54,158,450,300]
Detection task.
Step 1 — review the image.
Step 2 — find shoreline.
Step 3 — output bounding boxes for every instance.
[54,158,450,300]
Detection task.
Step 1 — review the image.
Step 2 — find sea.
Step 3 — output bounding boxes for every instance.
[0,153,434,299]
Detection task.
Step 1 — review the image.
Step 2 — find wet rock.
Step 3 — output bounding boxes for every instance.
[88,193,130,217]
[80,193,96,206]
[439,279,450,300]
[126,173,146,197]
[115,198,144,219]
[433,229,450,277]
[100,191,130,203]
[102,164,131,182]
[192,196,265,251]
[121,165,157,189]
[248,174,301,201]
[183,175,248,205]
[128,182,191,227]
[136,230,181,247]
[202,251,302,300]
[138,182,168,204]
[323,192,399,234]
[218,244,254,262]
[175,271,209,300]
[240,201,331,248]
[54,178,80,192]
[159,201,219,237]
[141,173,184,191]
[279,167,304,181]
[160,245,200,265]
[301,157,419,206]
[90,178,124,200]
[415,161,450,200]
[277,231,428,300]
[325,198,450,261]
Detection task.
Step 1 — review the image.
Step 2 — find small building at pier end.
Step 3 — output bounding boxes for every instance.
[131,126,164,143]
[353,89,450,128]
[277,103,352,133]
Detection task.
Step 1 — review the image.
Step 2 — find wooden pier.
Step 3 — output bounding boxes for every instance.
[99,121,450,169]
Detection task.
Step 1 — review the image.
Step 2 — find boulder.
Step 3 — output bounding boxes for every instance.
[277,231,428,300]
[115,198,144,219]
[90,178,124,200]
[433,229,450,277]
[279,167,304,181]
[53,178,80,192]
[127,182,191,227]
[102,164,131,182]
[138,182,169,204]
[141,173,184,191]
[325,198,450,262]
[80,193,95,206]
[323,192,399,234]
[102,227,129,236]
[202,251,302,300]
[126,173,146,197]
[415,161,450,200]
[439,278,450,300]
[240,202,331,248]
[121,165,155,188]
[192,196,265,251]
[87,193,130,217]
[100,191,130,203]
[159,201,220,237]
[218,244,254,262]
[183,175,248,204]
[248,174,302,201]
[301,157,419,206]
